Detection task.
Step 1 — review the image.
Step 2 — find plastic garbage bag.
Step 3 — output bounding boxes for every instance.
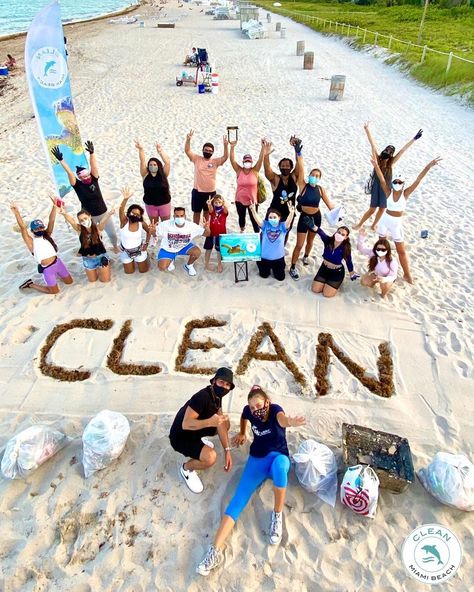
[341,464,379,518]
[293,439,338,506]
[418,452,474,512]
[325,204,346,227]
[82,410,130,478]
[1,425,69,479]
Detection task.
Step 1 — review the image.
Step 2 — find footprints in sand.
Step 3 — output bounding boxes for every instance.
[434,415,460,446]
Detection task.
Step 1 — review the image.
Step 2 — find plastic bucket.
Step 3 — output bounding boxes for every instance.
[329,75,346,101]
[198,83,205,94]
[0,67,8,76]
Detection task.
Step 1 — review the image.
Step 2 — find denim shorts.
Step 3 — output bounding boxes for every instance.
[82,255,109,270]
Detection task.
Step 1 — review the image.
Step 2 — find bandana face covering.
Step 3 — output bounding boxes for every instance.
[252,403,268,421]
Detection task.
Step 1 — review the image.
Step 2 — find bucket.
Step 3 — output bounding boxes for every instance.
[296,40,305,56]
[329,75,346,101]
[211,73,219,94]
[280,28,286,39]
[276,22,281,32]
[198,83,205,94]
[0,66,8,76]
[303,52,314,70]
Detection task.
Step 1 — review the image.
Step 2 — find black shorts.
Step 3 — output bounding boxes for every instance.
[296,210,322,234]
[204,236,221,251]
[313,262,345,289]
[191,189,216,213]
[169,429,216,460]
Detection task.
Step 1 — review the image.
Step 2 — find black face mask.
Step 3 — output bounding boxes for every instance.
[213,385,230,398]
[203,152,213,159]
[33,230,45,237]
[380,151,392,160]
[128,215,142,223]
[279,168,291,176]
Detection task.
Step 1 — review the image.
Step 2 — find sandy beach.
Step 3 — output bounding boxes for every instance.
[0,1,473,590]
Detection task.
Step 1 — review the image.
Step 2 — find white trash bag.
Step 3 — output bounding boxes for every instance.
[82,410,130,478]
[1,425,69,479]
[418,452,474,512]
[325,204,346,227]
[341,464,379,518]
[293,439,338,506]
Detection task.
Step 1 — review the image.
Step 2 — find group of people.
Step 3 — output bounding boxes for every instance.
[168,366,305,576]
[12,124,440,297]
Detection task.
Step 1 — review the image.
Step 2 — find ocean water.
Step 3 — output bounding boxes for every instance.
[0,0,138,37]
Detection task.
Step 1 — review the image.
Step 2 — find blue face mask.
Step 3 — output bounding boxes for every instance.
[268,218,279,227]
[214,206,223,214]
[308,176,319,186]
[174,217,185,227]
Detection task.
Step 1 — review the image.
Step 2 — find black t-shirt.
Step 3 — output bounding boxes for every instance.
[73,175,107,216]
[169,386,221,441]
[242,403,289,458]
[143,173,171,206]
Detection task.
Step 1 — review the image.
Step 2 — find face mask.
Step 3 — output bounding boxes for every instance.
[213,385,230,398]
[148,164,158,173]
[268,218,279,227]
[80,219,92,229]
[334,232,345,243]
[203,151,213,159]
[252,403,268,421]
[174,217,185,227]
[376,249,387,257]
[214,206,223,213]
[243,162,252,169]
[33,230,45,237]
[128,214,142,223]
[279,168,291,176]
[392,181,404,190]
[79,173,92,185]
[308,176,319,186]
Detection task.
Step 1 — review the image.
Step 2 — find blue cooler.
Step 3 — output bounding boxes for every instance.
[0,67,9,76]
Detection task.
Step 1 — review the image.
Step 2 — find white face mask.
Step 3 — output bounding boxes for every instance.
[243,162,252,169]
[334,232,345,243]
[376,249,387,257]
[80,219,92,228]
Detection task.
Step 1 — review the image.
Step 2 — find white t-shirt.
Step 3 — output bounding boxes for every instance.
[158,219,204,253]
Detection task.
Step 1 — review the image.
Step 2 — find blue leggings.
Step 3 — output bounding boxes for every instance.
[225,452,290,521]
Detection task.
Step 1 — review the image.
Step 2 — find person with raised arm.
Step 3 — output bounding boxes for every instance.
[51,140,119,251]
[134,139,171,226]
[184,130,228,224]
[353,123,423,231]
[118,187,153,274]
[372,153,441,284]
[11,201,73,294]
[229,138,265,233]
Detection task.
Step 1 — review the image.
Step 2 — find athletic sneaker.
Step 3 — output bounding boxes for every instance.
[168,260,175,272]
[179,464,203,494]
[269,511,283,545]
[184,263,197,276]
[302,256,310,266]
[196,545,222,576]
[201,436,215,449]
[289,266,299,281]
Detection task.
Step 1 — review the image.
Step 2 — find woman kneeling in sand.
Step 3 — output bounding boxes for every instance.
[357,229,398,298]
[196,386,305,577]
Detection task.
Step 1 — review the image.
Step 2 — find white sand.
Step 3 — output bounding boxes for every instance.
[0,2,473,590]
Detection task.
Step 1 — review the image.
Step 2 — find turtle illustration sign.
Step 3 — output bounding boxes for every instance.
[220,233,261,262]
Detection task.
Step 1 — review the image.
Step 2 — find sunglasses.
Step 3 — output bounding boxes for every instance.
[376,248,387,252]
[392,180,404,185]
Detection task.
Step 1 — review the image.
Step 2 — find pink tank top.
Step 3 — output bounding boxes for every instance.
[235,170,257,206]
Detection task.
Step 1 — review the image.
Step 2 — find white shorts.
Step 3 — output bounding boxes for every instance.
[120,249,148,264]
[377,213,404,243]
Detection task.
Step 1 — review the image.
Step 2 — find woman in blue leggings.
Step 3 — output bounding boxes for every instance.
[196,386,305,576]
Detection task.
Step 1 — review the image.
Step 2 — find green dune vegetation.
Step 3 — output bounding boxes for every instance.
[256,1,474,105]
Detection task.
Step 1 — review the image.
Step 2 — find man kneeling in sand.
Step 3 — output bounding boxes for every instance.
[169,368,234,493]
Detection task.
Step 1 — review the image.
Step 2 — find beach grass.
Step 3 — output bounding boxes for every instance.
[257,1,474,104]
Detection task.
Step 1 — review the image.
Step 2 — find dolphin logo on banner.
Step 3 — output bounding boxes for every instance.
[25,0,88,197]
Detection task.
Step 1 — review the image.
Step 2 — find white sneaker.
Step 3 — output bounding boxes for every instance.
[179,464,203,493]
[168,260,175,272]
[196,545,222,576]
[269,511,283,545]
[184,263,197,276]
[302,256,310,266]
[289,266,299,281]
[201,436,215,449]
